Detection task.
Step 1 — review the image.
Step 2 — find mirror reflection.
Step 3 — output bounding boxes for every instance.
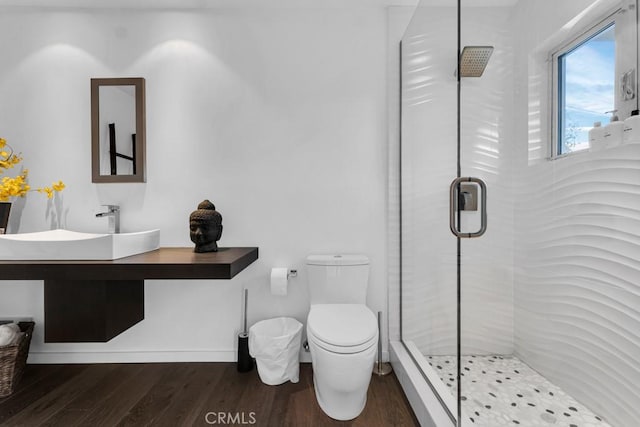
[91,78,146,183]
[99,85,136,176]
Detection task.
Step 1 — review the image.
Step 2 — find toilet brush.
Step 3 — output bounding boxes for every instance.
[237,289,254,372]
[373,311,392,376]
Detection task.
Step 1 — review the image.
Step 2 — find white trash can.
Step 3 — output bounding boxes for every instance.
[249,317,303,385]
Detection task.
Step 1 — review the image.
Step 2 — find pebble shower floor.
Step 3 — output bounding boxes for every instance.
[427,355,610,427]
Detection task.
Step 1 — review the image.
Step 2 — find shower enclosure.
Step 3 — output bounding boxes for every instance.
[397,0,640,426]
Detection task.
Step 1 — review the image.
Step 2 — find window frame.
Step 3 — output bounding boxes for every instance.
[550,10,619,158]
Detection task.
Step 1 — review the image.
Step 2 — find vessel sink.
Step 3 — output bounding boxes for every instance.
[0,229,160,260]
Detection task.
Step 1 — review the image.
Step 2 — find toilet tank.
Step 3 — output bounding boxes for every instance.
[306,254,370,304]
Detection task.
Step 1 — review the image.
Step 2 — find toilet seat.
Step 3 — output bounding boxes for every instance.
[307,304,377,354]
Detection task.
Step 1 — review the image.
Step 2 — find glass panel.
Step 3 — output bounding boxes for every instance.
[400,0,458,423]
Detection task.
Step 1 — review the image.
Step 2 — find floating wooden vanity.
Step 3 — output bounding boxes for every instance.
[0,247,259,343]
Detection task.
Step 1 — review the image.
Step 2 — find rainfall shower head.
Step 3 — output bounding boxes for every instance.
[459,46,494,77]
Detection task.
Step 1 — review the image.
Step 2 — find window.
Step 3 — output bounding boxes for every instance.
[552,18,616,156]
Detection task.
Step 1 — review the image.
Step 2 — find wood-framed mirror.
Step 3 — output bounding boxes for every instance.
[91,77,146,183]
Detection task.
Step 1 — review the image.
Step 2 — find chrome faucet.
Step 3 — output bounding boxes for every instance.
[96,205,120,234]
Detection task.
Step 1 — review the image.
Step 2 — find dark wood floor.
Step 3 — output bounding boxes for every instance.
[0,362,418,426]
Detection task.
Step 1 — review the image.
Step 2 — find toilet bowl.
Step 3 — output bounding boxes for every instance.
[307,303,378,420]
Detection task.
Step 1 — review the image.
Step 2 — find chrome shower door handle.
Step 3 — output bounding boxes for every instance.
[449,177,487,238]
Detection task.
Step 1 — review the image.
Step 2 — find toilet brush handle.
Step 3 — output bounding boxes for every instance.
[243,289,248,334]
[237,288,253,373]
[373,311,392,375]
[377,311,383,364]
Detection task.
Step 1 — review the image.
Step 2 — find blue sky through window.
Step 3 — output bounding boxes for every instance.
[560,24,615,153]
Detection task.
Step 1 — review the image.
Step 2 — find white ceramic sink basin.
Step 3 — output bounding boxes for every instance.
[0,229,160,260]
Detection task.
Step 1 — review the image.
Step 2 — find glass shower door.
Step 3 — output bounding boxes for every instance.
[456,5,514,424]
[457,1,640,426]
[400,1,512,425]
[402,0,639,426]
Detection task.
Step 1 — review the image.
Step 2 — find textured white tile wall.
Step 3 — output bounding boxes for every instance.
[513,146,640,427]
[400,4,459,355]
[513,2,640,426]
[400,5,515,356]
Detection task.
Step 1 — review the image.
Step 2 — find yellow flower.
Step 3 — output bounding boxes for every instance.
[0,173,30,201]
[37,187,54,199]
[52,181,65,192]
[0,138,65,202]
[0,144,22,175]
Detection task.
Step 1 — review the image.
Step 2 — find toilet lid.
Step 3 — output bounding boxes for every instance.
[307,304,377,351]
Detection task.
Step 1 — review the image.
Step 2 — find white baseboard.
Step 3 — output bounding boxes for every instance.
[27,349,238,364]
[27,348,386,364]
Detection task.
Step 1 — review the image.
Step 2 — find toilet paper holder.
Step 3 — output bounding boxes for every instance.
[270,268,297,296]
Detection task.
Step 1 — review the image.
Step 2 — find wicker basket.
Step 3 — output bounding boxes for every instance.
[0,321,35,398]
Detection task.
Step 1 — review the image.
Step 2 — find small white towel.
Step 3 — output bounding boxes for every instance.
[0,323,21,347]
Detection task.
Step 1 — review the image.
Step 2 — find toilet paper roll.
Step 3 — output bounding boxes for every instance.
[270,268,289,296]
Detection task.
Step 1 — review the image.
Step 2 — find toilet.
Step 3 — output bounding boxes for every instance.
[306,254,378,420]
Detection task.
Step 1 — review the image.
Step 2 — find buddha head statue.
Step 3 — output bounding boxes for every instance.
[189,200,223,253]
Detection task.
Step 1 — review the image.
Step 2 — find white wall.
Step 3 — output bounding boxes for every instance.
[0,6,390,363]
[512,1,640,426]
